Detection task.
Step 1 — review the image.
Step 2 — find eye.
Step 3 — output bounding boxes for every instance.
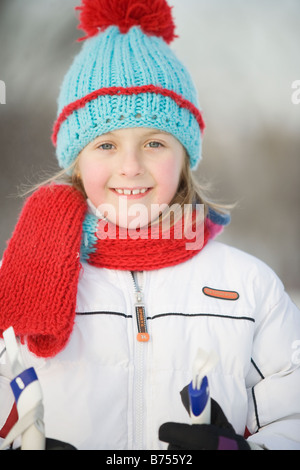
[97,142,114,150]
[146,141,164,149]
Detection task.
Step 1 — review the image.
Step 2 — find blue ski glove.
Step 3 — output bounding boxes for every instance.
[159,385,250,450]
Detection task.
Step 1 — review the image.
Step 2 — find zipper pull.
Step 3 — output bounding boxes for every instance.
[135,292,149,343]
[132,272,149,343]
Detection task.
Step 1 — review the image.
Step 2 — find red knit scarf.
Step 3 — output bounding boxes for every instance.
[0,184,209,358]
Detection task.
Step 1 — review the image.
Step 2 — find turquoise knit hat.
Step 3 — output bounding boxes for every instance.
[52,0,205,170]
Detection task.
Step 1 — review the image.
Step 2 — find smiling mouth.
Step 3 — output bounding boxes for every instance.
[111,188,151,196]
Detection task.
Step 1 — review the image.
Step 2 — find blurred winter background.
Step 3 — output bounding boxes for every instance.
[0,0,299,305]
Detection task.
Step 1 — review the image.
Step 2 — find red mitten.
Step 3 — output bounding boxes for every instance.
[0,184,86,357]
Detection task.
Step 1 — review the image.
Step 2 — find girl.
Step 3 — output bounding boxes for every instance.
[0,0,300,450]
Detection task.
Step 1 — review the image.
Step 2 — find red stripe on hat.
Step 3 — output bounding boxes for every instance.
[51,85,205,146]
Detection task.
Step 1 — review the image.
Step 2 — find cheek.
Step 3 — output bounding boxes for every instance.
[79,163,109,206]
[154,158,182,204]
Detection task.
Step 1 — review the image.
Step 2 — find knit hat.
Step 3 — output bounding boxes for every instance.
[52,0,205,171]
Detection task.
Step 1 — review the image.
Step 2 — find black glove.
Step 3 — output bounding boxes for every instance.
[44,438,77,450]
[159,385,250,450]
[13,438,77,451]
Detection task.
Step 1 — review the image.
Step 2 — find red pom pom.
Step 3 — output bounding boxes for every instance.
[76,0,177,44]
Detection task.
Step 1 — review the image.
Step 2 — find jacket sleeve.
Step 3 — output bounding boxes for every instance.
[245,270,300,450]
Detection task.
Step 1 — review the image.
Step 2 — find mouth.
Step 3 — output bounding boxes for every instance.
[110,187,152,198]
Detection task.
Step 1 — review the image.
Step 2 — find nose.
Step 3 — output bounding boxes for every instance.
[118,148,145,178]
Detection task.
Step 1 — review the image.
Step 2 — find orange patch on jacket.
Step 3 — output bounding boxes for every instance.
[202,286,239,301]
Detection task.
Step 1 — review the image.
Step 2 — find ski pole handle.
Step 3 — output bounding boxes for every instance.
[2,327,45,450]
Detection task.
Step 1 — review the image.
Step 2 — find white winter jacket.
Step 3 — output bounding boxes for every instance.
[1,240,300,450]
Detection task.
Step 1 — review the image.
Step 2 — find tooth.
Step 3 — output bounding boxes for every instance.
[141,188,147,193]
[132,189,140,195]
[124,189,131,195]
[115,189,124,194]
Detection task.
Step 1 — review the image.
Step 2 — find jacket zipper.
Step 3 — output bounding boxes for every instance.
[130,271,149,449]
[131,271,149,342]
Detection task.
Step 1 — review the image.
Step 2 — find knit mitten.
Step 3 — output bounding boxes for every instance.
[0,184,86,357]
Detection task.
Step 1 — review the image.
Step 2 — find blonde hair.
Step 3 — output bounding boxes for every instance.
[169,152,231,219]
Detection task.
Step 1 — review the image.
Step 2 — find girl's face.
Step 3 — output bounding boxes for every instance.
[77,127,185,228]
